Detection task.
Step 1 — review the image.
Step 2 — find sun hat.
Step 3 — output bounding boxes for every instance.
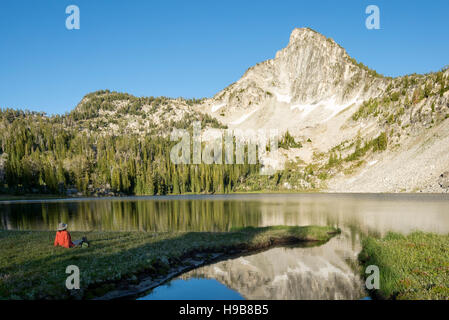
[57,222,68,231]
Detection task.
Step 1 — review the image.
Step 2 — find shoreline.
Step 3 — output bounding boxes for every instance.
[94,238,326,300]
[2,191,449,204]
[0,226,339,300]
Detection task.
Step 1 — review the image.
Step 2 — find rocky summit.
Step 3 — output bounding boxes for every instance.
[197,28,449,193]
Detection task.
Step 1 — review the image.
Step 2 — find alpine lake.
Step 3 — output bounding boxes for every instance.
[1,193,448,300]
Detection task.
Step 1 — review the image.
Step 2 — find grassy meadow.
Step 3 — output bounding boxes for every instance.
[0,225,339,300]
[359,232,449,300]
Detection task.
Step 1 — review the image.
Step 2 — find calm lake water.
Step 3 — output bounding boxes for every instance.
[138,278,244,300]
[1,193,449,300]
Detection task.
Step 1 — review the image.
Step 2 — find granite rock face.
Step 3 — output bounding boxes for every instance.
[220,29,383,107]
[196,28,449,193]
[200,28,388,132]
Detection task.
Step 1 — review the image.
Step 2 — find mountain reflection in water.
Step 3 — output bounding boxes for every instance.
[182,237,364,300]
[140,235,365,300]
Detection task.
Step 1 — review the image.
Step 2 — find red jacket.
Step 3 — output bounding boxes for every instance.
[54,230,75,248]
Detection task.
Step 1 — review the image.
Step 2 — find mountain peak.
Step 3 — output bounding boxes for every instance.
[204,27,391,137]
[288,27,324,43]
[212,28,386,112]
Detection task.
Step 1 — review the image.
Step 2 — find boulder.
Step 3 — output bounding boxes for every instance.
[438,171,449,189]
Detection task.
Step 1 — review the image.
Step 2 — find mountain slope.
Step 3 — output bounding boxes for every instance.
[199,28,387,143]
[1,28,449,195]
[197,28,449,193]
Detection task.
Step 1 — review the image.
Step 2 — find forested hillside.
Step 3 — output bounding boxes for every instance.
[0,100,262,196]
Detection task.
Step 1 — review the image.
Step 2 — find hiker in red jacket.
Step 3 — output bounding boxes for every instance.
[54,222,75,248]
[54,223,89,248]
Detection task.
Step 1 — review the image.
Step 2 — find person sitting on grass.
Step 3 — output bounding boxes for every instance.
[54,222,88,248]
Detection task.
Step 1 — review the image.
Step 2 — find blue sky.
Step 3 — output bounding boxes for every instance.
[1,0,448,115]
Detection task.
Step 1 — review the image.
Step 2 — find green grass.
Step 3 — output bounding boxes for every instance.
[0,225,339,300]
[359,232,449,300]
